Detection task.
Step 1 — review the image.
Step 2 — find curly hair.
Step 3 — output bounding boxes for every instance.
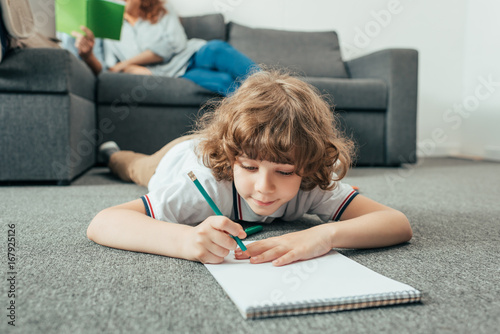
[193,70,355,191]
[138,0,167,24]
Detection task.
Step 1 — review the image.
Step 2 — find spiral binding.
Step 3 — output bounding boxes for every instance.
[246,289,422,319]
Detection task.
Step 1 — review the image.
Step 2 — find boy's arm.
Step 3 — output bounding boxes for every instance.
[328,195,413,249]
[235,195,412,266]
[87,199,190,258]
[87,199,247,263]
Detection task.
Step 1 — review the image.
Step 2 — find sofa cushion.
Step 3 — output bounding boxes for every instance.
[0,48,95,101]
[181,14,226,41]
[97,72,216,106]
[304,77,387,110]
[228,23,348,78]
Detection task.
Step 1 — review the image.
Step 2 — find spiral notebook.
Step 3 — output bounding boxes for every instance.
[205,245,421,319]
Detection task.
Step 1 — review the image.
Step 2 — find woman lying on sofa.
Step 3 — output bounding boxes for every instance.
[73,0,258,96]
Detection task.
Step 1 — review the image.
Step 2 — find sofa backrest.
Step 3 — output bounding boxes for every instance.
[227,23,348,78]
[180,14,348,78]
[180,14,226,41]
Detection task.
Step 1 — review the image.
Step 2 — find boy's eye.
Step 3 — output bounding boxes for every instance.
[241,165,257,171]
[278,171,294,176]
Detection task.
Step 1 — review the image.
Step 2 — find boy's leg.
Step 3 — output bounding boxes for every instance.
[108,151,149,186]
[108,135,198,187]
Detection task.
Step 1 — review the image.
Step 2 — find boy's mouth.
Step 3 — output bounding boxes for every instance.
[251,198,277,207]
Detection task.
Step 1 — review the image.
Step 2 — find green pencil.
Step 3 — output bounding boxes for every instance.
[188,171,248,253]
[245,225,263,236]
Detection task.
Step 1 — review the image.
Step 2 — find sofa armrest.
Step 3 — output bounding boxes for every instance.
[0,48,96,101]
[345,49,418,165]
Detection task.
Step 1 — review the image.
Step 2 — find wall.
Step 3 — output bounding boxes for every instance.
[170,0,476,159]
[460,0,500,161]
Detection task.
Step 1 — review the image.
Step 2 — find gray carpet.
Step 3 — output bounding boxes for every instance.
[1,157,499,334]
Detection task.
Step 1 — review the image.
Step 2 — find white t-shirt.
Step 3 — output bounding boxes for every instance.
[142,139,358,225]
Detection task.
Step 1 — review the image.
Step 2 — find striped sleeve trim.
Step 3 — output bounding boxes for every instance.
[141,195,156,219]
[331,190,359,221]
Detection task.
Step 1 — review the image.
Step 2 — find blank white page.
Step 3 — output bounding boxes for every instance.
[205,242,420,319]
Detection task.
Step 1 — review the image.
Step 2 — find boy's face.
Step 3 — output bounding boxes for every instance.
[233,156,302,216]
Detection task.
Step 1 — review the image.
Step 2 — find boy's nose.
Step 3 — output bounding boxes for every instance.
[255,173,274,193]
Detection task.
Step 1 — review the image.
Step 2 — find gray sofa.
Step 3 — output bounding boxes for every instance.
[0,47,96,184]
[0,13,418,184]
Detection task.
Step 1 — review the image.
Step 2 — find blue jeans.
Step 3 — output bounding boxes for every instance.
[181,40,258,96]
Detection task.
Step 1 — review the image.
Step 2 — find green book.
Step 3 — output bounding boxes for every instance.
[56,0,125,40]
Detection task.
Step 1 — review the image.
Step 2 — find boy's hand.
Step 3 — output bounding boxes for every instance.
[234,225,333,266]
[183,216,247,264]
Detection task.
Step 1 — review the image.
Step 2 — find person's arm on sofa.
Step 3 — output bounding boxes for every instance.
[72,26,102,75]
[108,50,163,74]
[73,26,163,75]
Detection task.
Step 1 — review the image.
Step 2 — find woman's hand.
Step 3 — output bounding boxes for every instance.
[70,26,102,75]
[109,49,161,74]
[235,225,334,266]
[71,26,95,60]
[109,61,129,73]
[109,62,153,75]
[182,216,247,264]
